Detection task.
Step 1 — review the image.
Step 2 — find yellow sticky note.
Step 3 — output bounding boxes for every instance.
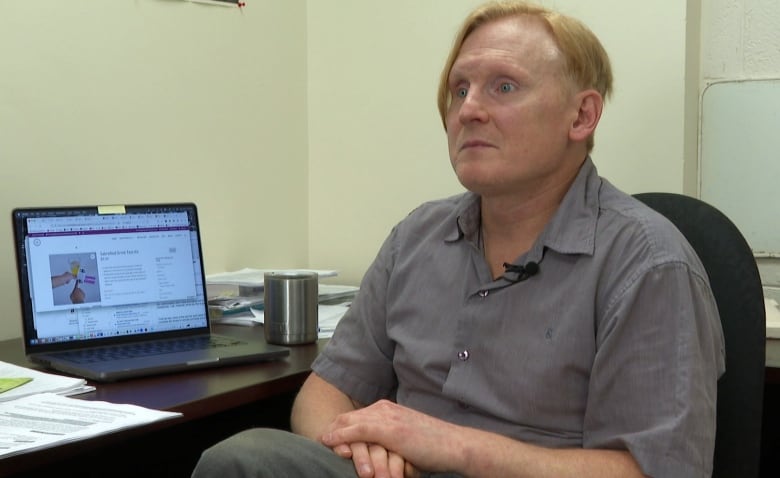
[0,377,33,394]
[98,205,126,214]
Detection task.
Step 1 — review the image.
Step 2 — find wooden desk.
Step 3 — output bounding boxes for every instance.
[3,328,777,477]
[0,325,324,478]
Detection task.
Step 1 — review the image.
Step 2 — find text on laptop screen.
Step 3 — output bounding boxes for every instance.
[18,207,208,345]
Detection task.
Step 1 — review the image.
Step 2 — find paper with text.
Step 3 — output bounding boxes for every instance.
[0,393,181,458]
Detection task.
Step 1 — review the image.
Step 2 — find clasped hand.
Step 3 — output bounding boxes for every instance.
[320,399,464,478]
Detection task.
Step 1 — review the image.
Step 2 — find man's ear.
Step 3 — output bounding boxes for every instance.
[569,89,603,143]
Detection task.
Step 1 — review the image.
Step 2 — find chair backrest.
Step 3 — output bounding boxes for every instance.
[633,192,765,478]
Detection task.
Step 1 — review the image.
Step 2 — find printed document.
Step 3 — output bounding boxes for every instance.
[0,393,181,458]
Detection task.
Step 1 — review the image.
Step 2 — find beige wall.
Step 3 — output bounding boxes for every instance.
[2,1,764,341]
[307,0,699,285]
[699,0,780,291]
[701,0,780,81]
[0,0,308,340]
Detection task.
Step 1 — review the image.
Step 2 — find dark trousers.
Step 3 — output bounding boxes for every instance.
[191,428,462,478]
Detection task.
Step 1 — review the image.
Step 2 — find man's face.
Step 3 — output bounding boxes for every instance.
[446,16,583,198]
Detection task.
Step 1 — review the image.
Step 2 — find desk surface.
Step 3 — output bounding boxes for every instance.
[0,325,324,477]
[2,327,779,476]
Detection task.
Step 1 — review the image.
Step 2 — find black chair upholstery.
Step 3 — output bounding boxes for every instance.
[633,192,765,478]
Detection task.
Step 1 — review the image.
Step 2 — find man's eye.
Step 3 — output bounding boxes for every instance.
[499,83,515,93]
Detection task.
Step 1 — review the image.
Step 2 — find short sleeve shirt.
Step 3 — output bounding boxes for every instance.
[312,157,725,477]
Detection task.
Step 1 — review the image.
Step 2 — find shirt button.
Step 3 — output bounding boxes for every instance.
[478,290,489,298]
[457,350,470,361]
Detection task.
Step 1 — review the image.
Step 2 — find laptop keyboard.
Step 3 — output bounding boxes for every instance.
[51,335,246,364]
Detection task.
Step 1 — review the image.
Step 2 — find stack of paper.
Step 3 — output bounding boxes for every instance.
[205,268,358,333]
[0,393,181,458]
[207,295,265,321]
[206,268,338,289]
[0,360,181,459]
[0,360,94,402]
[318,284,360,304]
[210,306,264,327]
[317,304,352,337]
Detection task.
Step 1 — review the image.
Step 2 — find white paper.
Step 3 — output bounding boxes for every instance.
[249,304,350,338]
[317,304,351,336]
[0,393,181,458]
[210,307,264,327]
[0,361,90,402]
[206,268,338,287]
[318,284,359,296]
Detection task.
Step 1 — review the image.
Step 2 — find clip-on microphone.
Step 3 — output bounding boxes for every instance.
[502,261,540,284]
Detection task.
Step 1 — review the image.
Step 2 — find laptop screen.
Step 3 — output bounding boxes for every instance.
[12,203,210,352]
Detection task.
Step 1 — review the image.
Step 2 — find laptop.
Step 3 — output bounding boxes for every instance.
[12,203,289,382]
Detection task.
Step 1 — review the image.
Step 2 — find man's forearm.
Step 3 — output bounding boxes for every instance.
[319,399,647,478]
[453,425,645,478]
[290,372,359,440]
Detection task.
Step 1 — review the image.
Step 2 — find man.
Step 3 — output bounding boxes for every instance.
[192,2,724,477]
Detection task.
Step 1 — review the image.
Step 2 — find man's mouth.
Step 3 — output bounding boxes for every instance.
[459,140,495,151]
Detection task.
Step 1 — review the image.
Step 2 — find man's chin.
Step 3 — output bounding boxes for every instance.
[455,178,502,196]
[454,165,501,192]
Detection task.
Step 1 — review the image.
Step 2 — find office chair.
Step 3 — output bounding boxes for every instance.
[633,192,766,478]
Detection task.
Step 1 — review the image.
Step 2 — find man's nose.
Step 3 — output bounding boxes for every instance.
[458,90,489,124]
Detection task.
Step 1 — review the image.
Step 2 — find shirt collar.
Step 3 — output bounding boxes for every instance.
[446,193,481,244]
[538,156,600,256]
[446,156,601,257]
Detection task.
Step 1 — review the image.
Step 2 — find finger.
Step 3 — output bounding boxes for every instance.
[349,442,374,478]
[331,443,353,458]
[387,451,406,478]
[368,444,390,478]
[404,461,421,478]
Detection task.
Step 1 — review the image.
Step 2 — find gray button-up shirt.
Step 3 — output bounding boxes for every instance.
[313,157,725,477]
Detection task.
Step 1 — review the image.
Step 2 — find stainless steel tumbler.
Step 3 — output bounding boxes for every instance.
[263,272,318,345]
